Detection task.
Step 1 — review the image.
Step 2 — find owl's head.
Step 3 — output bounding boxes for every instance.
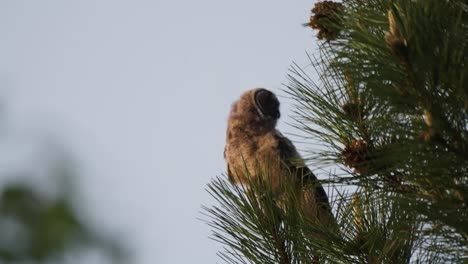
[252,88,281,120]
[228,88,280,133]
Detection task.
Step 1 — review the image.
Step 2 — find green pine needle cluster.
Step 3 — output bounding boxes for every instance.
[203,0,468,263]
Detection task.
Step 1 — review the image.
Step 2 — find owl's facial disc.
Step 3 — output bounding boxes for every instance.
[254,89,280,119]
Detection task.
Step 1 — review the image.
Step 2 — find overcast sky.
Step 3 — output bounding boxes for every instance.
[0,1,320,263]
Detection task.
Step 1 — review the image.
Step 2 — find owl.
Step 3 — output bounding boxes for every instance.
[224,88,332,224]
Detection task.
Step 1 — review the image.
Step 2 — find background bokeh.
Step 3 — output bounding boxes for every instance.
[0,1,319,263]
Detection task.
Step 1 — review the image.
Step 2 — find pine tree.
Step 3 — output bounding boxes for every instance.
[203,0,468,263]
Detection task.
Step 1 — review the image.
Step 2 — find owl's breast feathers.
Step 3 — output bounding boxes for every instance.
[225,129,330,210]
[224,129,276,184]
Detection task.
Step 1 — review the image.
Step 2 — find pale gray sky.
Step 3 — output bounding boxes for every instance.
[0,1,319,263]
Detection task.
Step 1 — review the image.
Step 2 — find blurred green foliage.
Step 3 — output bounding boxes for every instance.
[0,183,126,263]
[0,185,77,261]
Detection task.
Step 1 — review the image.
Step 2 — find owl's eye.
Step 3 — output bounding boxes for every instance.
[254,89,280,119]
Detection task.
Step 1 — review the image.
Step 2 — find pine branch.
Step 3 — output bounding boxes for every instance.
[285,0,468,261]
[205,0,467,262]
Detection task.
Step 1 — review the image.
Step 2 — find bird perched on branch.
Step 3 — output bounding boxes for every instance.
[224,88,333,224]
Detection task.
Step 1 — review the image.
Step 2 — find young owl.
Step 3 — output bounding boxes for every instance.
[224,88,332,224]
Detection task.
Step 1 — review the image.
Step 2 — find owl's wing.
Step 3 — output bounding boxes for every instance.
[295,165,331,210]
[274,131,331,209]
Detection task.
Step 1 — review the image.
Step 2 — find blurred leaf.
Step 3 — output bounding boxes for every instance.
[0,183,126,263]
[0,185,41,221]
[30,200,83,260]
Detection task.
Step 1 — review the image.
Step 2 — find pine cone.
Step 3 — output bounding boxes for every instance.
[342,139,374,174]
[308,1,344,41]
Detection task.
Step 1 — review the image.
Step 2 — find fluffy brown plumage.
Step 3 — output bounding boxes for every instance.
[224,88,333,224]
